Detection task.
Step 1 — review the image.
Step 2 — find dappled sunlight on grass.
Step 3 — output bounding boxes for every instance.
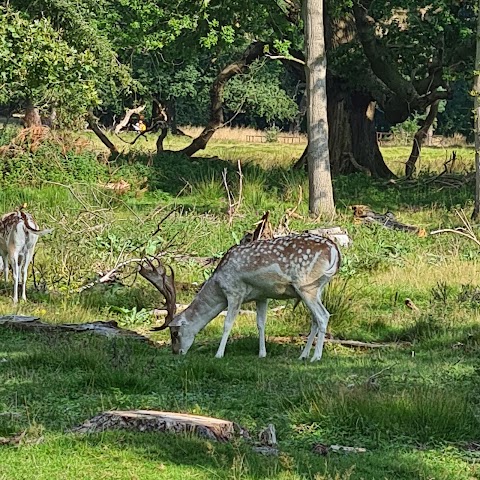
[0,135,479,479]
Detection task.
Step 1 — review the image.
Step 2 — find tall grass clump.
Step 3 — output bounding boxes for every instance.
[323,278,359,337]
[296,384,479,445]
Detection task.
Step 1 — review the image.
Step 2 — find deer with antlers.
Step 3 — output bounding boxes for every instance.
[0,208,51,303]
[140,233,340,362]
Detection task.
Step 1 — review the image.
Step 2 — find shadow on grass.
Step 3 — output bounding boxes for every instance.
[117,151,473,213]
[0,328,479,479]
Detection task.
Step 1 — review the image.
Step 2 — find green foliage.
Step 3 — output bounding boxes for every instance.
[264,126,281,142]
[224,61,298,127]
[437,80,474,140]
[0,6,100,121]
[109,306,153,327]
[0,148,106,186]
[390,117,420,144]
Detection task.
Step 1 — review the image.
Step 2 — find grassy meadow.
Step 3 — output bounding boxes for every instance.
[0,127,479,479]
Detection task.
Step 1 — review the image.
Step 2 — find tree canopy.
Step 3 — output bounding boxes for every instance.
[0,0,476,172]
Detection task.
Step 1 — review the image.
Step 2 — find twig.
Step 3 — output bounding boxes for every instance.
[366,364,396,383]
[237,160,243,210]
[78,258,144,293]
[430,209,480,248]
[134,208,180,252]
[266,54,305,65]
[98,258,143,283]
[222,161,243,226]
[91,183,143,223]
[43,181,107,220]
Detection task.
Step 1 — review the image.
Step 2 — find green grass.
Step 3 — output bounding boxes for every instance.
[0,136,479,479]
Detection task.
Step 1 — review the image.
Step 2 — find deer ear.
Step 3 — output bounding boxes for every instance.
[169,317,187,327]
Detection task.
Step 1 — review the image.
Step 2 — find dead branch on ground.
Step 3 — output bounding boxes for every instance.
[222,160,243,226]
[430,209,480,248]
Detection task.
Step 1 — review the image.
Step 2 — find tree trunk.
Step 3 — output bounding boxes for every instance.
[23,99,42,128]
[166,99,179,134]
[405,101,440,178]
[156,127,168,154]
[151,98,168,131]
[349,93,392,177]
[180,42,265,157]
[474,1,480,220]
[305,0,335,216]
[71,410,238,442]
[293,82,394,177]
[327,84,393,177]
[87,111,119,155]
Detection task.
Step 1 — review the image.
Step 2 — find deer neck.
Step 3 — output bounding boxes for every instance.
[180,279,227,335]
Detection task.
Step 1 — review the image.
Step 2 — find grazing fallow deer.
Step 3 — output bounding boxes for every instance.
[140,233,340,362]
[0,210,51,303]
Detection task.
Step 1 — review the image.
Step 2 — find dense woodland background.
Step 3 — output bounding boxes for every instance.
[0,0,476,175]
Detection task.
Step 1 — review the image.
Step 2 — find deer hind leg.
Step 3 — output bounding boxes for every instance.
[215,298,242,358]
[256,299,268,358]
[310,300,330,362]
[297,281,330,362]
[9,254,20,304]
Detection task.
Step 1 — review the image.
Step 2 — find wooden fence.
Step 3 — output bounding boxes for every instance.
[246,135,306,144]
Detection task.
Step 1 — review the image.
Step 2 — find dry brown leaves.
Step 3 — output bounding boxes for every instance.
[0,127,90,156]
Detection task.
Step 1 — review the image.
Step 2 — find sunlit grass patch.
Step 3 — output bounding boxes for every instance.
[0,133,479,479]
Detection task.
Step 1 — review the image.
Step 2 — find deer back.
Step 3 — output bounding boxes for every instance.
[208,233,340,301]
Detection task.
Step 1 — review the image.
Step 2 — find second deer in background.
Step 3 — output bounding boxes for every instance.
[0,209,52,303]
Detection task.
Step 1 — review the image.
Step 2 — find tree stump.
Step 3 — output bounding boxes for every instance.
[71,410,237,442]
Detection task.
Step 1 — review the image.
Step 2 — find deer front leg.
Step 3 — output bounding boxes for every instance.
[256,299,268,358]
[1,253,7,283]
[215,298,242,358]
[20,257,30,302]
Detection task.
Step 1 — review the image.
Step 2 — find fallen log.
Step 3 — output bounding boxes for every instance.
[308,227,352,247]
[0,316,152,342]
[71,410,238,442]
[0,432,44,446]
[326,338,399,349]
[0,317,399,351]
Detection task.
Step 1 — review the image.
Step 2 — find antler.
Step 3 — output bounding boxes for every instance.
[138,256,177,330]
